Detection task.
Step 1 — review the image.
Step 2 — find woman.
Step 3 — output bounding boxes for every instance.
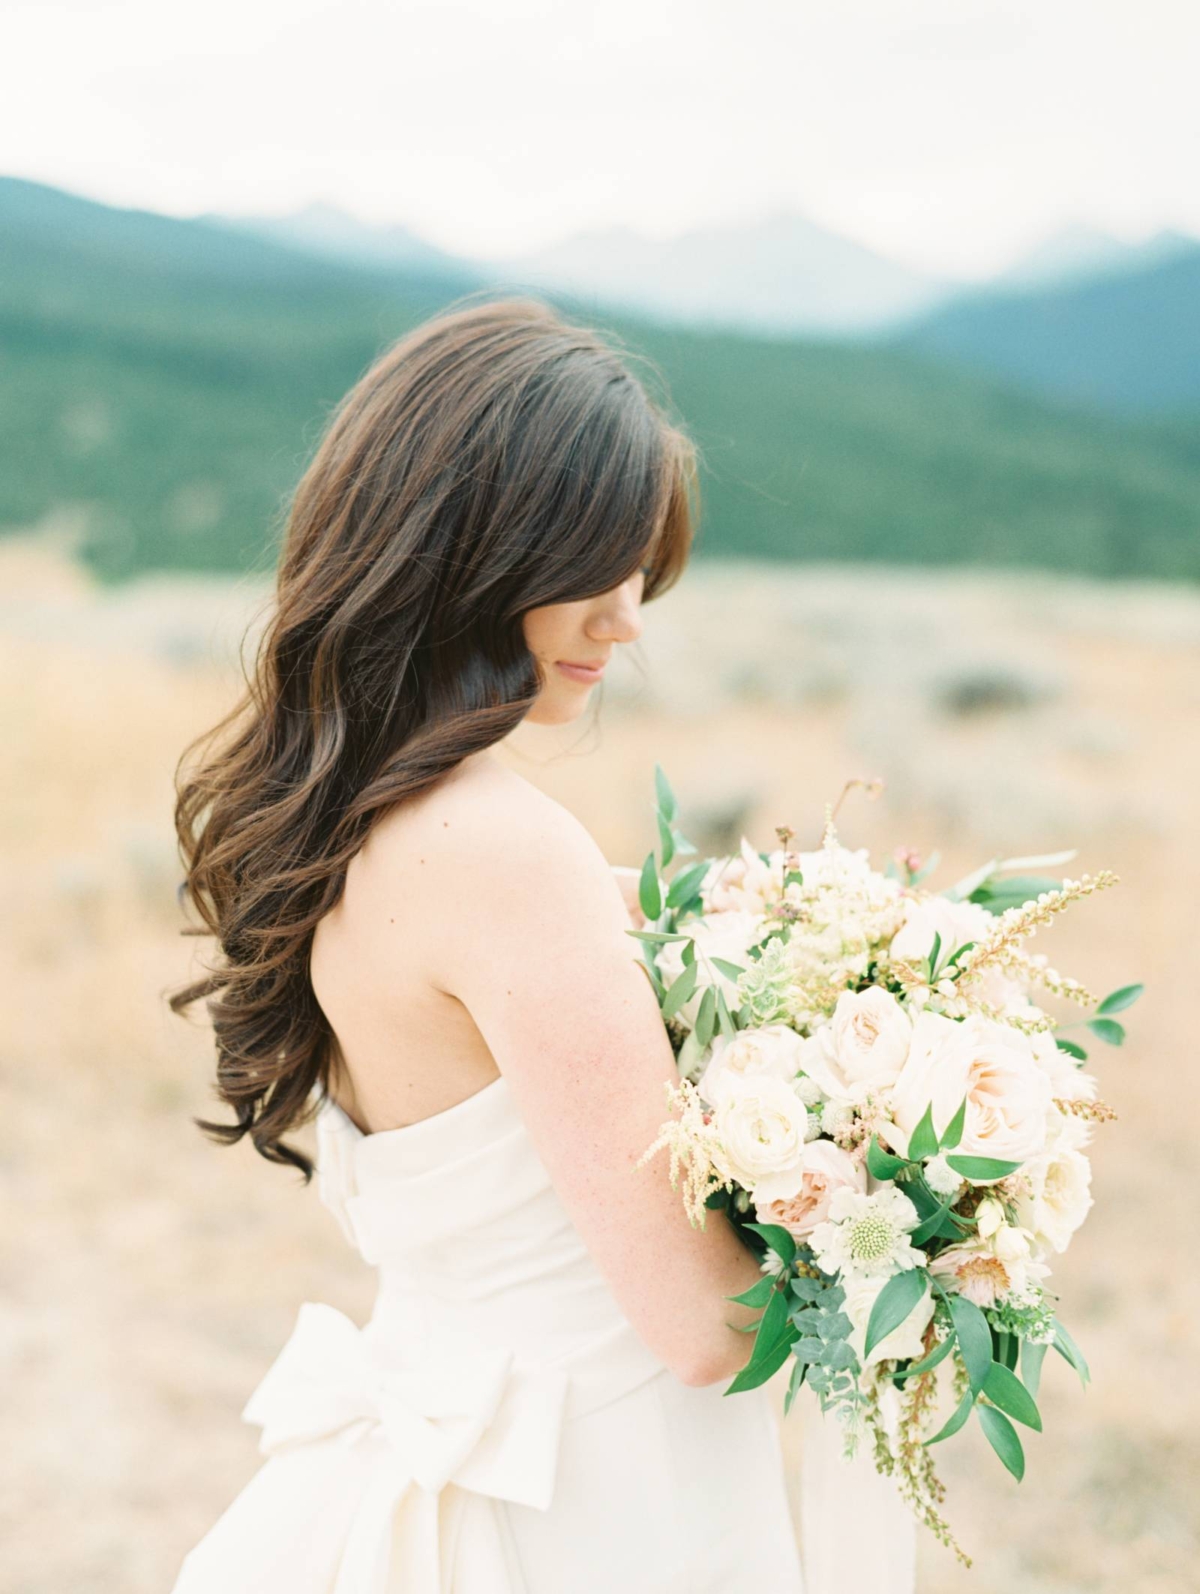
[167,295,908,1592]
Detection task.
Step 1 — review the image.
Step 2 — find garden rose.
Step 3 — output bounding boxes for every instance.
[798,988,912,1105]
[698,1025,806,1109]
[885,1011,1052,1171]
[1014,1114,1094,1253]
[753,1137,866,1230]
[714,1076,811,1195]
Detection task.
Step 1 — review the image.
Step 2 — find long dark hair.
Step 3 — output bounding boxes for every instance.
[170,294,698,1178]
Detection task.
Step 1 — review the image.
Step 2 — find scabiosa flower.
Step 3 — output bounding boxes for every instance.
[809,1186,924,1279]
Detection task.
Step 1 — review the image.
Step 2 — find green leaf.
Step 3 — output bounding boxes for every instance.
[947,1292,992,1394]
[654,763,677,822]
[939,1095,968,1152]
[783,1356,806,1416]
[1052,1320,1091,1386]
[970,875,1062,915]
[666,860,710,911]
[893,1331,956,1382]
[910,1196,962,1247]
[625,929,692,945]
[743,1222,796,1265]
[638,852,662,921]
[753,1277,794,1353]
[983,1362,1042,1431]
[715,986,738,1037]
[789,1275,826,1303]
[660,961,698,1021]
[693,984,717,1048]
[1096,982,1143,1016]
[1021,1337,1049,1399]
[907,1102,940,1162]
[709,957,746,980]
[1087,1017,1125,1046]
[1055,1037,1089,1061]
[864,1269,930,1359]
[656,809,675,870]
[927,930,943,980]
[681,937,696,967]
[866,1136,908,1181]
[944,940,976,971]
[945,1154,1022,1183]
[924,1385,974,1446]
[977,1402,1025,1481]
[726,1273,776,1308]
[724,1326,797,1393]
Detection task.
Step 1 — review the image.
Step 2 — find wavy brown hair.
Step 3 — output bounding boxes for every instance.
[170,293,698,1178]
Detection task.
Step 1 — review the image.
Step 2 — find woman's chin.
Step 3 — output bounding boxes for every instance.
[524,688,593,727]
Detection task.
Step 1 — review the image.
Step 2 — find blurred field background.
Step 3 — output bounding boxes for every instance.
[5,2,1200,1587]
[2,535,1196,1592]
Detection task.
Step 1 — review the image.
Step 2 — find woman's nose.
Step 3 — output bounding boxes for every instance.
[588,582,643,644]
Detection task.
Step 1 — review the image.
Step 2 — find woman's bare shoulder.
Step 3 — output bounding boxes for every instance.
[365,751,609,892]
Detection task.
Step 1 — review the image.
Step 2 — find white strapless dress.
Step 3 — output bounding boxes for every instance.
[170,1073,911,1593]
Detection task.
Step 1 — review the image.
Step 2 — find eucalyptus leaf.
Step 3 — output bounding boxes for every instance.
[660,961,698,1021]
[666,860,709,911]
[743,1222,796,1265]
[866,1137,907,1181]
[977,1402,1025,1481]
[638,852,662,921]
[693,984,717,1049]
[945,1154,1022,1183]
[1021,1337,1049,1398]
[656,809,675,870]
[709,957,746,980]
[654,763,677,822]
[983,1361,1042,1430]
[908,1103,940,1162]
[1052,1320,1091,1386]
[724,1327,796,1394]
[947,1292,992,1394]
[939,1095,968,1152]
[1096,983,1144,1016]
[924,1386,974,1446]
[1087,1017,1125,1046]
[864,1269,930,1360]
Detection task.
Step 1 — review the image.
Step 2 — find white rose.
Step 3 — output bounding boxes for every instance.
[701,837,784,916]
[714,1076,811,1197]
[799,988,912,1105]
[886,1011,1052,1171]
[842,1270,936,1369]
[697,1025,806,1109]
[655,910,762,1029]
[753,1138,866,1233]
[1015,1138,1093,1253]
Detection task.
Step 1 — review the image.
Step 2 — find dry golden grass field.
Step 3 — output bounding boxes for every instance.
[2,537,1197,1593]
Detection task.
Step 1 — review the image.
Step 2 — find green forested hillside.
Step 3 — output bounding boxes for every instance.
[3,176,1198,582]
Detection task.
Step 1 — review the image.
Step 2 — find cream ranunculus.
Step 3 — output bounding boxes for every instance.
[714,1076,811,1197]
[697,1025,806,1109]
[798,988,912,1105]
[842,1269,936,1369]
[754,1137,867,1231]
[885,1011,1052,1172]
[655,910,762,1030]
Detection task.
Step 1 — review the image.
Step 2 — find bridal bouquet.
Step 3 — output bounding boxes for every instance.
[634,769,1140,1564]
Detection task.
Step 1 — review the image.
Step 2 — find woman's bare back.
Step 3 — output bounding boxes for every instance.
[309,748,524,1136]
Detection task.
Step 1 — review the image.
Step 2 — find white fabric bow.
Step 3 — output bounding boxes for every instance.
[223,1301,569,1593]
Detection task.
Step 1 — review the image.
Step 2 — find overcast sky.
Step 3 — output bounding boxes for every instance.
[6,0,1197,280]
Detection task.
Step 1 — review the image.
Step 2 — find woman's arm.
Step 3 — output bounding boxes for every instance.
[418,779,766,1387]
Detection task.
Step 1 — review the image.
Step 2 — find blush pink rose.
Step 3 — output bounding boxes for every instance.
[754,1138,866,1234]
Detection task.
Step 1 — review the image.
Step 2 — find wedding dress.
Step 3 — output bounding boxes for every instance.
[169,1071,914,1593]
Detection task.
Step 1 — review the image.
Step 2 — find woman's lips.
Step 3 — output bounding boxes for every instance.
[555,660,606,684]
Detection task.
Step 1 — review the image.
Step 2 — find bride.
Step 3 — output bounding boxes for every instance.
[167,294,914,1592]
